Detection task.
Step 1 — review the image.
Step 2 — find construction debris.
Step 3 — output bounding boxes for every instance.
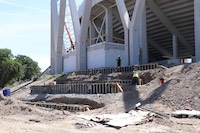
[78,110,153,128]
[127,102,169,119]
[171,110,200,118]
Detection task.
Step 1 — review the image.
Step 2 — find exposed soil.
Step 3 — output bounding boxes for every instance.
[0,63,200,133]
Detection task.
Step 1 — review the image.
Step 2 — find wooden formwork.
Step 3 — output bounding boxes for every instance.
[25,102,90,112]
[74,63,159,75]
[30,83,124,94]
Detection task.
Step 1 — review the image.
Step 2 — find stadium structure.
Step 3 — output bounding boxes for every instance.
[51,0,200,74]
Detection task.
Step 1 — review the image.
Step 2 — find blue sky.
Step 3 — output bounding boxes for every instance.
[0,0,83,71]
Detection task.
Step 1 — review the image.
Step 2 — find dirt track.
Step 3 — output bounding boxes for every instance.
[0,63,200,133]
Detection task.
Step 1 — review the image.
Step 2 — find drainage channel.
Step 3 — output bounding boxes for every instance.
[25,102,91,112]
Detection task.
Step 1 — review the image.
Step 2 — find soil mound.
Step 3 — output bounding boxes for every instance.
[157,62,200,110]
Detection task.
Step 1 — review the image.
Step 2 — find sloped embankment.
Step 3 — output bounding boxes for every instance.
[157,62,200,110]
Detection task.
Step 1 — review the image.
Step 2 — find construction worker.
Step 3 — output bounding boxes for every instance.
[116,55,121,67]
[132,71,139,85]
[116,55,121,72]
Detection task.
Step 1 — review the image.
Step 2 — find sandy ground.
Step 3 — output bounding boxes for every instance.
[0,63,200,133]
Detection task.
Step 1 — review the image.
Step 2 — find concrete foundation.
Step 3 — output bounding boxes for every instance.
[87,42,126,69]
[63,51,76,72]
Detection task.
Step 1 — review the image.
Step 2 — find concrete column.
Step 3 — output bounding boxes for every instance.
[194,0,200,62]
[172,35,178,59]
[56,0,66,74]
[68,0,80,42]
[129,0,147,65]
[115,0,130,65]
[105,7,113,42]
[50,0,58,74]
[139,0,148,64]
[76,0,92,70]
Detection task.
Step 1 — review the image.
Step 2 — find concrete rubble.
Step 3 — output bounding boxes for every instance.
[78,110,153,128]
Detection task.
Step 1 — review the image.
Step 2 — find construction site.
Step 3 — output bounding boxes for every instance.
[1,0,200,132]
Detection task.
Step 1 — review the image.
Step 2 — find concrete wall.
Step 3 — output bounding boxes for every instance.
[63,51,76,72]
[63,42,126,72]
[87,42,125,69]
[105,43,126,67]
[87,43,106,69]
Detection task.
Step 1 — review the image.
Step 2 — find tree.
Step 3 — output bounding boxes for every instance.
[15,55,41,80]
[0,49,23,88]
[0,59,23,87]
[0,48,13,62]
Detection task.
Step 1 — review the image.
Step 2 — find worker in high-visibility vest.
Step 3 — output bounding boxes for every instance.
[132,71,139,85]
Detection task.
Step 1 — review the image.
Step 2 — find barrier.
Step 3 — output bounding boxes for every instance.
[59,80,132,85]
[74,63,159,75]
[31,83,123,94]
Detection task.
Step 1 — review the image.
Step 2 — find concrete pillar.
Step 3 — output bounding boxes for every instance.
[115,0,130,66]
[129,0,147,65]
[172,35,178,59]
[76,0,92,70]
[50,0,58,74]
[56,0,66,74]
[105,7,113,42]
[139,2,148,64]
[194,0,200,62]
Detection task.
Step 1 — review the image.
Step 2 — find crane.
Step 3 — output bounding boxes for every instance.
[64,21,75,50]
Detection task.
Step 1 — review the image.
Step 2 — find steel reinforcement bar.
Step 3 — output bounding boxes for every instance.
[74,63,159,75]
[25,102,90,112]
[31,83,123,94]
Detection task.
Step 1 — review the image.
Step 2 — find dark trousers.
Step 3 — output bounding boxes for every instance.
[132,77,139,85]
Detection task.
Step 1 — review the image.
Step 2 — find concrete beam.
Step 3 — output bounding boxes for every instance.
[194,0,200,62]
[147,0,193,55]
[76,0,93,70]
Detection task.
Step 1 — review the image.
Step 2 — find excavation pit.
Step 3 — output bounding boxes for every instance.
[29,97,105,112]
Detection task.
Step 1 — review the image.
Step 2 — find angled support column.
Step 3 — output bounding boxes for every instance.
[76,0,92,70]
[115,0,130,65]
[69,0,80,42]
[50,0,66,74]
[50,0,59,74]
[172,35,178,59]
[194,0,200,62]
[56,0,66,74]
[129,0,147,65]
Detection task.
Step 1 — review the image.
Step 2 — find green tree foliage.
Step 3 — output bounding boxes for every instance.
[0,49,41,88]
[0,48,13,62]
[0,59,23,88]
[0,49,23,88]
[15,55,41,80]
